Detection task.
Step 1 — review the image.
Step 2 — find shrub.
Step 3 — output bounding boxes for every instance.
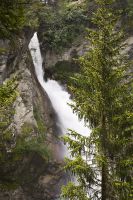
[39,1,89,52]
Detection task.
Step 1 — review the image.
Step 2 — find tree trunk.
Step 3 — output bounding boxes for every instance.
[101,163,108,200]
[101,114,108,200]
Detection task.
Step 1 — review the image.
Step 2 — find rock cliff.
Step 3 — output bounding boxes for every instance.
[0,29,67,200]
[0,0,132,199]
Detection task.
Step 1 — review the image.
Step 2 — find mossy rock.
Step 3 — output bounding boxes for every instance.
[45,60,80,84]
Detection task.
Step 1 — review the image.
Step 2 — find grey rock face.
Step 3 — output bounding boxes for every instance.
[0,30,67,199]
[0,39,10,84]
[42,40,89,70]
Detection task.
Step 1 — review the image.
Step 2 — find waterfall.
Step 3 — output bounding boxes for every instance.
[29,33,100,200]
[29,32,90,138]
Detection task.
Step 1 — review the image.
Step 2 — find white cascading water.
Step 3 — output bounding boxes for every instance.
[29,33,100,199]
[29,32,90,139]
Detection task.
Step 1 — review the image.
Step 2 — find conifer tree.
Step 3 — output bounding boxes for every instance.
[0,79,18,187]
[0,78,50,188]
[61,0,133,199]
[0,79,17,155]
[0,0,26,38]
[0,0,35,39]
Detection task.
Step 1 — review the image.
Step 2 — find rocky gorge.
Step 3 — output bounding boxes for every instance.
[0,0,133,199]
[0,28,68,199]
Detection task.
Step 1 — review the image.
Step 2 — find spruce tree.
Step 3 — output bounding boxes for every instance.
[0,79,18,187]
[0,79,17,155]
[0,78,50,189]
[0,0,35,39]
[61,0,133,199]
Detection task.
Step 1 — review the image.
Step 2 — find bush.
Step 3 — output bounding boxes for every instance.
[39,1,89,52]
[14,122,50,160]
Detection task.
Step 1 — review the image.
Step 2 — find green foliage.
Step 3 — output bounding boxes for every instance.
[124,0,133,33]
[0,78,17,161]
[21,122,33,136]
[39,1,88,52]
[51,60,79,83]
[0,48,8,55]
[14,124,50,160]
[0,78,17,107]
[62,182,89,200]
[15,107,51,160]
[0,0,26,38]
[0,79,50,189]
[0,0,43,39]
[37,120,46,135]
[24,1,44,29]
[61,131,96,199]
[0,78,19,188]
[62,0,133,199]
[127,0,133,17]
[33,106,46,135]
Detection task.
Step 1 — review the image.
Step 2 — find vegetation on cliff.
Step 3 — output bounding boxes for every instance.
[0,0,133,197]
[0,1,50,190]
[0,78,50,189]
[38,0,89,52]
[0,0,26,39]
[0,78,19,189]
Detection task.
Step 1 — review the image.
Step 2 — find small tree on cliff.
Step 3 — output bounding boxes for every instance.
[0,79,18,187]
[61,0,133,199]
[0,0,26,38]
[0,79,17,154]
[0,0,36,39]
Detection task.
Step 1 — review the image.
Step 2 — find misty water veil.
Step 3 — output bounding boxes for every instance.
[29,32,92,196]
[29,32,90,141]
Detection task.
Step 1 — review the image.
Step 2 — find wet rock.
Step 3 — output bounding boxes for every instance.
[0,29,67,199]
